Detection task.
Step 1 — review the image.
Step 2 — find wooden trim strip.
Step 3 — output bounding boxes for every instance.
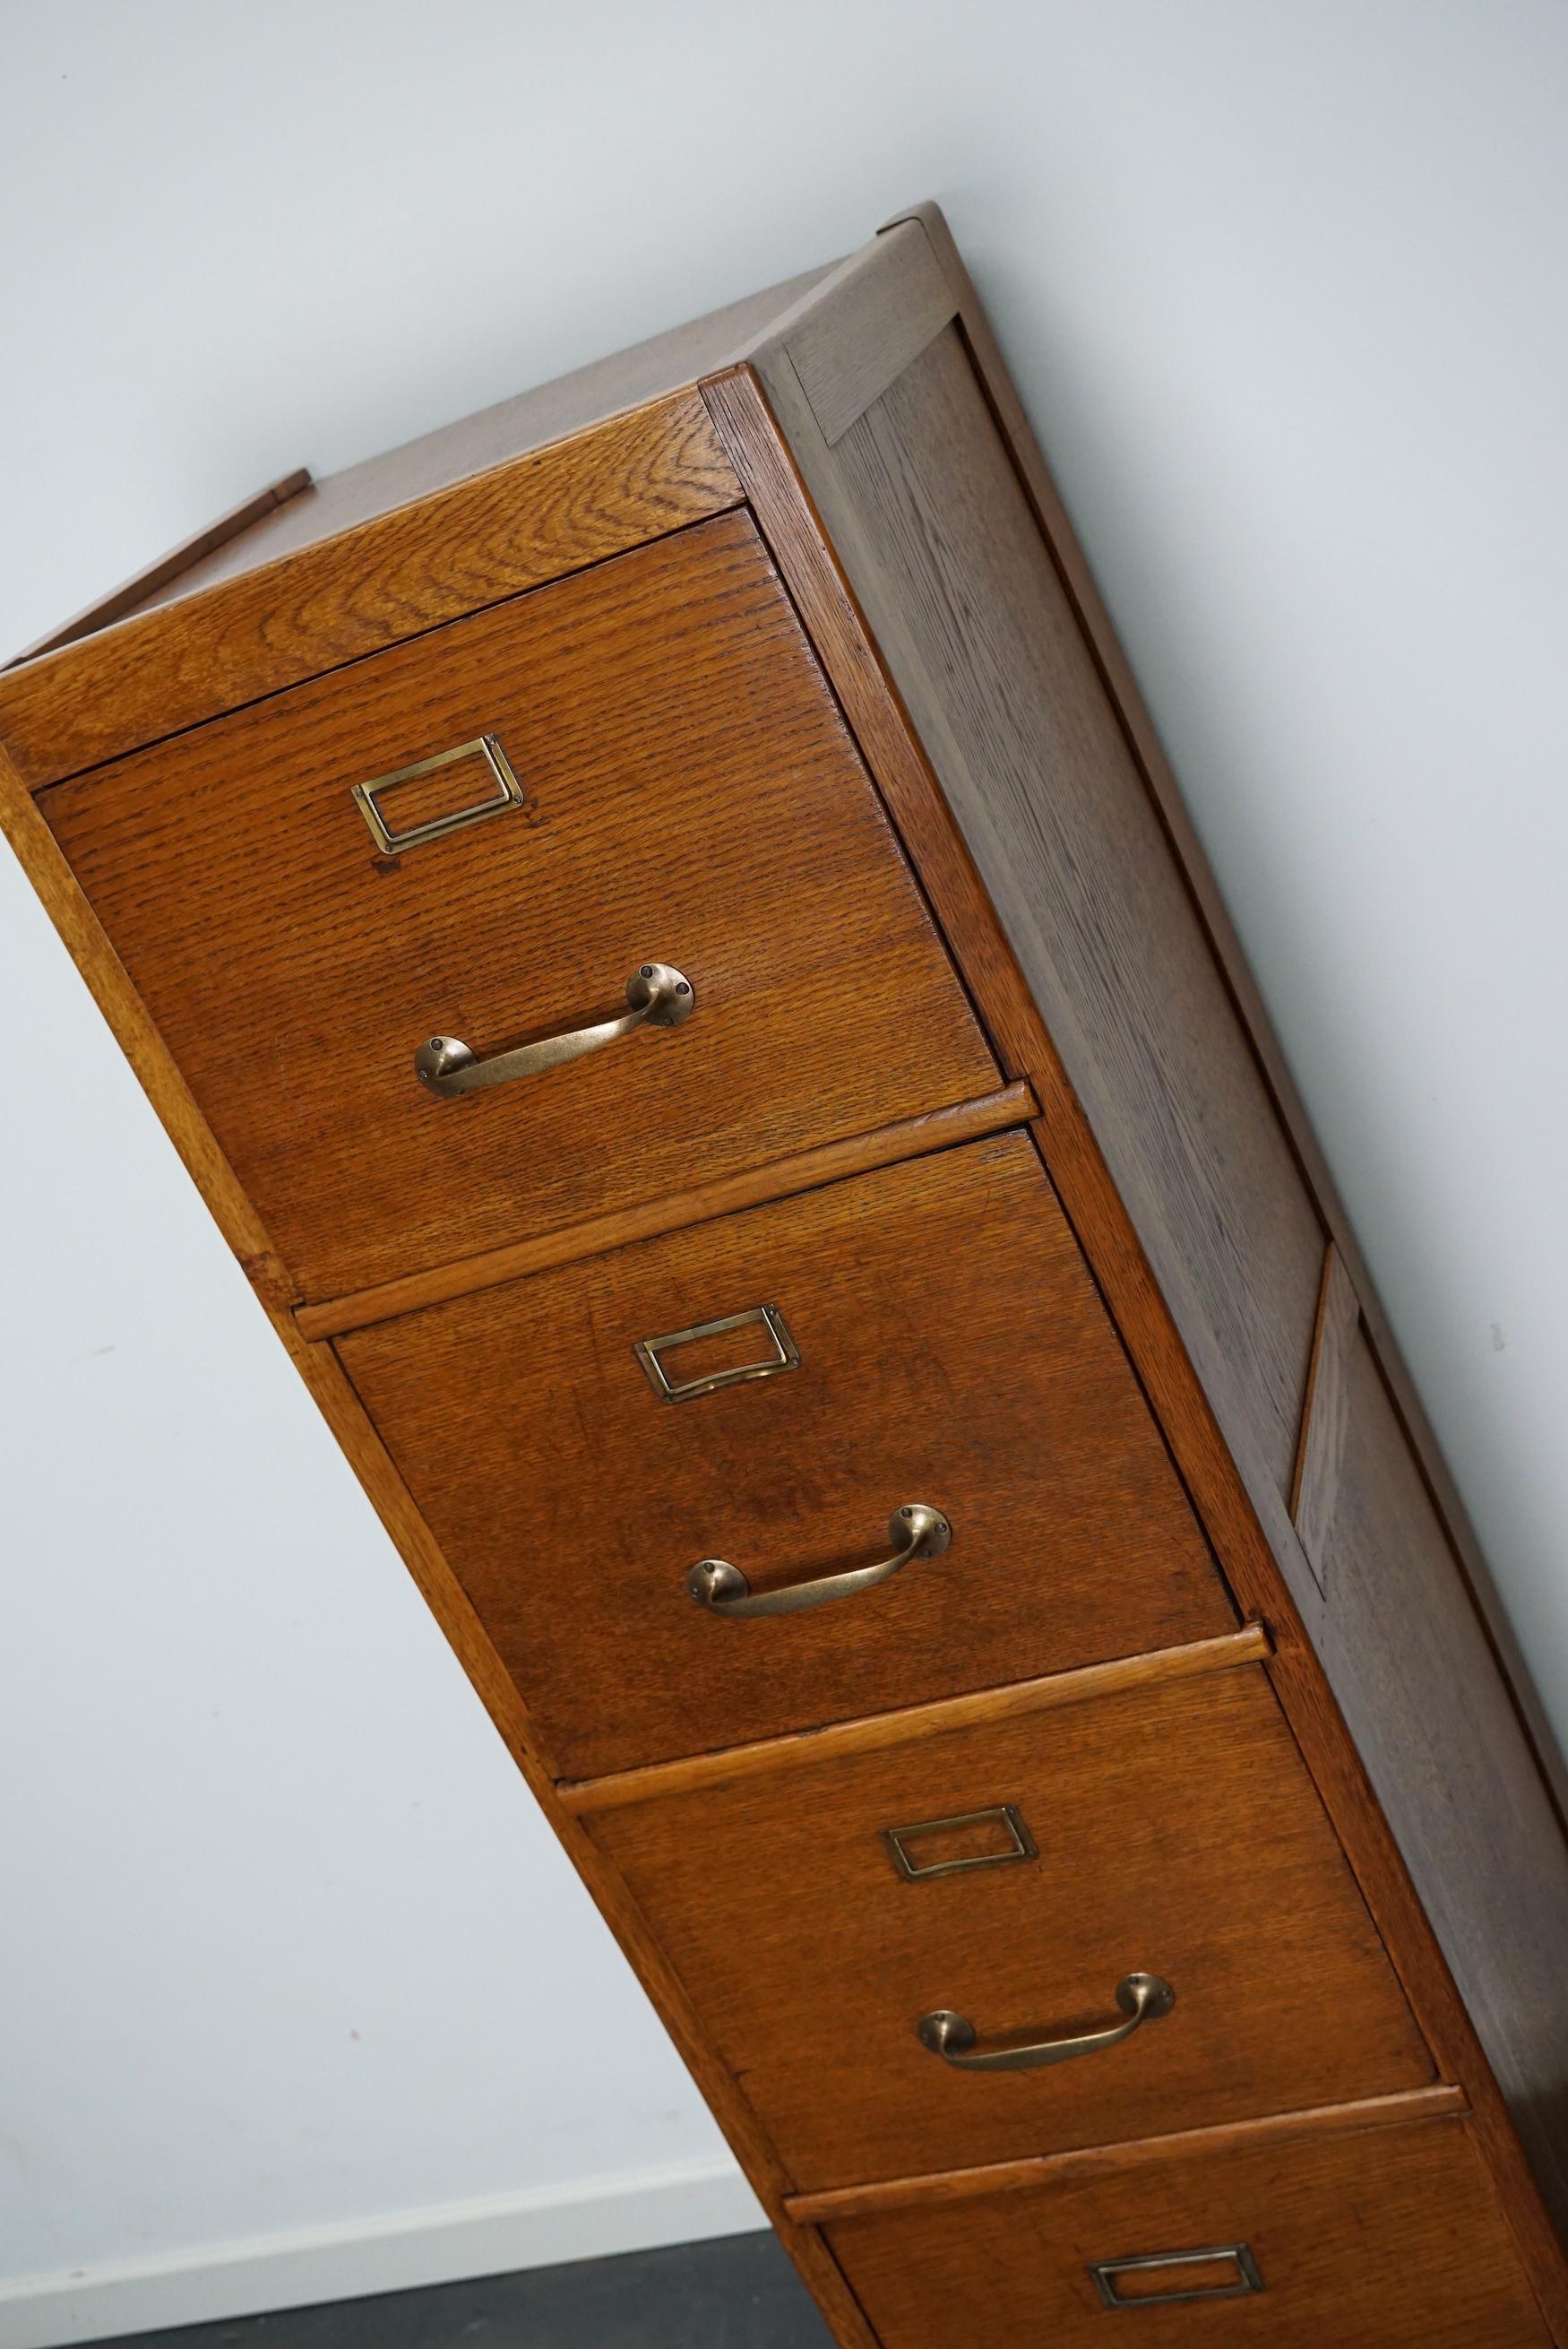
[781,221,956,446]
[0,393,740,790]
[558,1624,1271,1816]
[1290,1241,1361,1593]
[785,2085,1469,2226]
[5,470,314,669]
[297,1082,1036,1338]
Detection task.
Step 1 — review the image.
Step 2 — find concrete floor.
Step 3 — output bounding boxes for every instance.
[82,2233,838,2348]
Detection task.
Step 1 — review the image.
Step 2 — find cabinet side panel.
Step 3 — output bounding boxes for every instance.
[702,341,1568,2329]
[1319,1328,1568,2232]
[889,201,1568,1834]
[754,322,1324,1528]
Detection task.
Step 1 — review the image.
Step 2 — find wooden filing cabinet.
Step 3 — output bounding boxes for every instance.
[5,202,1567,2344]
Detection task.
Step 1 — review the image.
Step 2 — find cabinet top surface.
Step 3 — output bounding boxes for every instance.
[0,246,866,787]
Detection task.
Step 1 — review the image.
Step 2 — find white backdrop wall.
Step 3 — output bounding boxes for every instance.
[3,2,1566,2340]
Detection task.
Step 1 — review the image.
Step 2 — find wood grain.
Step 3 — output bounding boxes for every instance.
[585,1664,1432,2190]
[42,509,999,1301]
[559,1625,1271,1815]
[0,744,880,2349]
[276,1329,883,2349]
[781,222,955,445]
[871,233,1568,2293]
[699,357,1568,2333]
[297,1083,1033,1340]
[12,212,1568,2349]
[340,1130,1235,1777]
[824,2110,1550,2346]
[785,2084,1467,2222]
[732,310,1327,1522]
[884,195,1568,1831]
[4,470,312,668]
[1313,1326,1568,2236]
[1291,1241,1361,1588]
[702,366,1316,1592]
[0,748,297,1308]
[0,393,740,786]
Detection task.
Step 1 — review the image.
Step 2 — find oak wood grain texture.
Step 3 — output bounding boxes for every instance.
[0,759,862,2346]
[42,510,998,1302]
[12,219,1566,2348]
[1312,1326,1568,2235]
[4,469,312,668]
[701,372,1321,1567]
[0,747,878,2349]
[0,749,297,1308]
[296,1083,1033,1340]
[125,268,839,622]
[340,1130,1235,1778]
[559,1624,1271,1816]
[784,2084,1467,2222]
[778,224,955,445]
[271,1333,882,2349]
[698,362,1568,2329]
[0,393,740,787]
[1262,1628,1568,2338]
[823,2111,1550,2347]
[883,195,1568,1825]
[584,1665,1432,2190]
[738,288,1326,1529]
[1290,1241,1361,1589]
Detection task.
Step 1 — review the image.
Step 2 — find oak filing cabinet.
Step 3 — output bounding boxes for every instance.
[6,205,1568,2345]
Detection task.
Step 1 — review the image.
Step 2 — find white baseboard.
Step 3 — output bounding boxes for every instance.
[0,2157,767,2349]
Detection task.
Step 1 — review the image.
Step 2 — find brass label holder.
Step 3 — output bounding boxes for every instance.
[1089,2243,1264,2309]
[634,1303,800,1403]
[882,1803,1038,1882]
[351,732,526,853]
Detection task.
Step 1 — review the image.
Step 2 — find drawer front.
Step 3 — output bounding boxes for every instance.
[40,508,999,1301]
[340,1132,1236,1777]
[585,1668,1432,2188]
[824,2115,1548,2346]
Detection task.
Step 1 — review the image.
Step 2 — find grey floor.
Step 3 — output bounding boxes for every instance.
[83,2232,837,2348]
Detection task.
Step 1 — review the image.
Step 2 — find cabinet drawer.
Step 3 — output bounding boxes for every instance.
[584,1665,1432,2189]
[340,1131,1236,1777]
[823,2112,1547,2346]
[40,508,998,1301]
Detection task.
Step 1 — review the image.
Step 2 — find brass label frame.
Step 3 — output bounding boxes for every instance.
[633,1303,800,1403]
[351,732,526,853]
[1089,2243,1264,2309]
[882,1803,1038,1883]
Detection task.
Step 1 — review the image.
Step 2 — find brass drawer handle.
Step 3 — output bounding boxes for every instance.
[415,962,694,1098]
[918,1973,1175,2072]
[685,1503,951,1619]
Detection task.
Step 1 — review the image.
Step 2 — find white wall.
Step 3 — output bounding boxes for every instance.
[3,1,1566,2339]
